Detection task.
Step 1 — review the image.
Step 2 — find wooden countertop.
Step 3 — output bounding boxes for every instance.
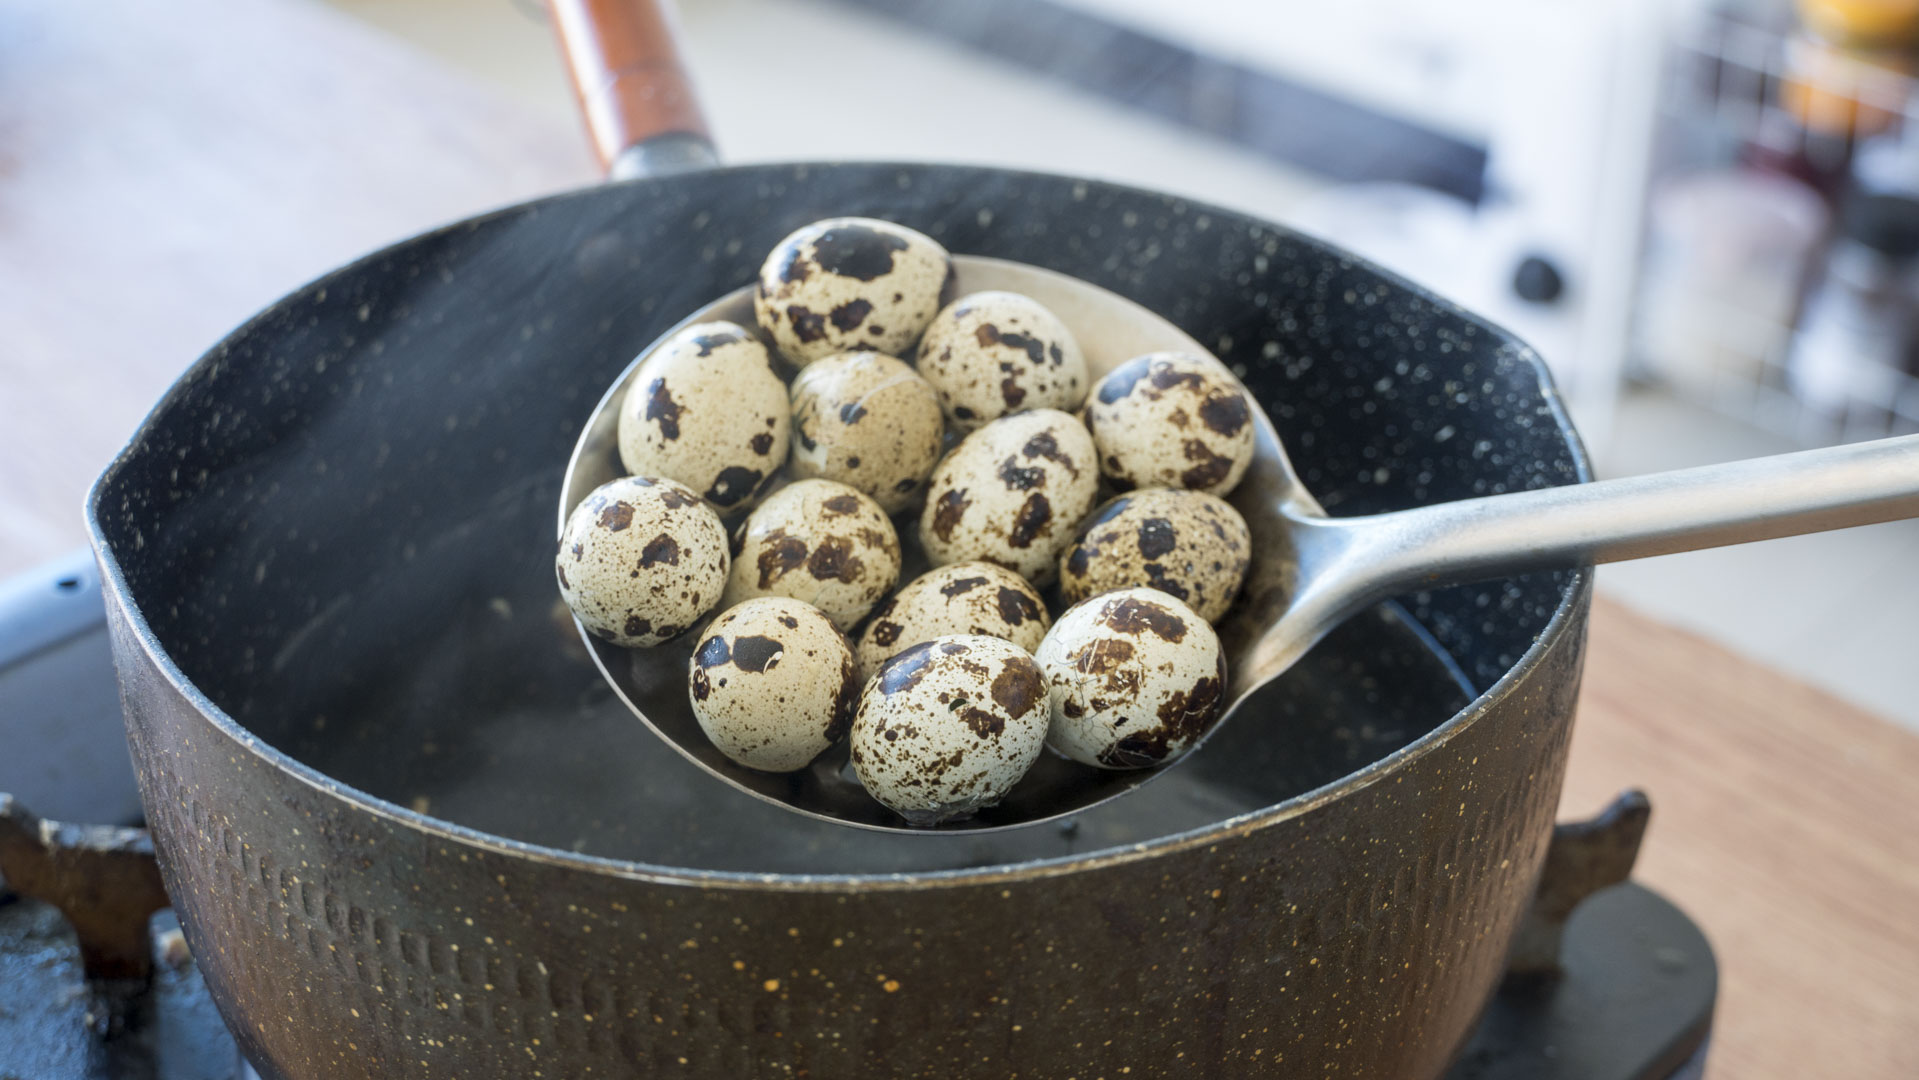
[0,0,593,578]
[0,2,1913,1077]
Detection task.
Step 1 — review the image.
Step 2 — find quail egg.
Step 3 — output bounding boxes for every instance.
[723,479,901,631]
[1085,352,1256,496]
[918,409,1099,586]
[557,476,730,647]
[1035,587,1227,769]
[754,217,953,366]
[850,635,1049,825]
[1059,488,1251,623]
[688,598,859,772]
[789,351,945,514]
[915,291,1089,431]
[617,321,790,513]
[855,562,1050,680]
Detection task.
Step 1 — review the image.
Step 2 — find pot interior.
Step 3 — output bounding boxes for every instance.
[92,164,1585,876]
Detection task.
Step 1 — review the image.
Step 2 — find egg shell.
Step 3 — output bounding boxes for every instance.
[1036,587,1228,770]
[1059,488,1251,623]
[688,598,858,772]
[915,291,1089,431]
[855,562,1050,680]
[616,321,790,514]
[557,476,731,648]
[722,479,902,631]
[754,217,953,366]
[849,635,1049,825]
[918,409,1099,586]
[1085,352,1257,496]
[789,351,945,514]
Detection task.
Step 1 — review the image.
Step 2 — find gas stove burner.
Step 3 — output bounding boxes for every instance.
[0,898,246,1080]
[1446,882,1713,1080]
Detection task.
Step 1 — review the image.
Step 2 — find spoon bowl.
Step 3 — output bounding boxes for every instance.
[561,256,1326,832]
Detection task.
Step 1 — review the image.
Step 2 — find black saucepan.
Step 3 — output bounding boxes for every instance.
[83,3,1594,1076]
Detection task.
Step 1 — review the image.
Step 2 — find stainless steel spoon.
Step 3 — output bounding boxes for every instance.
[561,255,1919,833]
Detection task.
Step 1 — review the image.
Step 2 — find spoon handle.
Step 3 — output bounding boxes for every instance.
[1345,433,1919,592]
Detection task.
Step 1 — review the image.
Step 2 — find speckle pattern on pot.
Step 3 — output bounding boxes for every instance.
[1036,587,1228,769]
[1086,352,1256,496]
[854,562,1049,680]
[556,476,730,648]
[1059,488,1250,623]
[722,479,901,632]
[688,597,858,772]
[918,409,1098,586]
[615,321,789,514]
[789,351,945,514]
[850,635,1049,825]
[915,291,1088,431]
[753,217,952,366]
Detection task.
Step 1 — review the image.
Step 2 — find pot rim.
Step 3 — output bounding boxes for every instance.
[86,161,1595,893]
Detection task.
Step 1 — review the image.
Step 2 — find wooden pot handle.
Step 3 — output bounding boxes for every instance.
[549,0,714,176]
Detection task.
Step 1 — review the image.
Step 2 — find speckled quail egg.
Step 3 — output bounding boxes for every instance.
[1036,587,1228,770]
[617,321,790,514]
[918,409,1099,586]
[789,351,945,514]
[688,598,859,772]
[855,562,1050,680]
[1085,352,1257,496]
[850,635,1049,825]
[915,291,1089,431]
[1059,488,1251,623]
[557,476,730,647]
[722,479,901,631]
[754,217,953,366]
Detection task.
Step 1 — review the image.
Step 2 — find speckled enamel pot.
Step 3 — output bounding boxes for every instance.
[89,163,1590,1080]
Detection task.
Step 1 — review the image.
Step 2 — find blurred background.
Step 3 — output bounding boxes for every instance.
[7,0,1919,726]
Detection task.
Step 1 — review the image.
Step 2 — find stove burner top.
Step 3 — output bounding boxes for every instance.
[1447,883,1713,1080]
[0,555,1715,1079]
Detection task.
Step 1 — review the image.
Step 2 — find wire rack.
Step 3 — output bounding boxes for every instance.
[1631,7,1919,444]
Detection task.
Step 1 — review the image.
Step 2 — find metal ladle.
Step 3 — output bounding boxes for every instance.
[561,256,1919,833]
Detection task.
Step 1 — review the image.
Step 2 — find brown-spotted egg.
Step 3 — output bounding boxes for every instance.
[722,479,901,631]
[754,217,952,366]
[855,562,1049,680]
[1059,488,1251,623]
[918,409,1098,586]
[688,598,858,772]
[1085,352,1256,496]
[557,476,730,647]
[915,291,1088,431]
[1035,587,1227,769]
[617,321,789,514]
[789,351,945,514]
[850,635,1049,825]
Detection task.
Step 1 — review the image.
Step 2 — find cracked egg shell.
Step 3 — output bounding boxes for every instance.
[616,321,790,514]
[789,351,945,514]
[1036,587,1227,770]
[918,409,1098,586]
[855,562,1050,681]
[557,476,730,648]
[754,217,952,366]
[722,479,901,632]
[688,598,858,773]
[915,291,1089,431]
[1086,352,1256,496]
[850,635,1049,825]
[1060,488,1251,623]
